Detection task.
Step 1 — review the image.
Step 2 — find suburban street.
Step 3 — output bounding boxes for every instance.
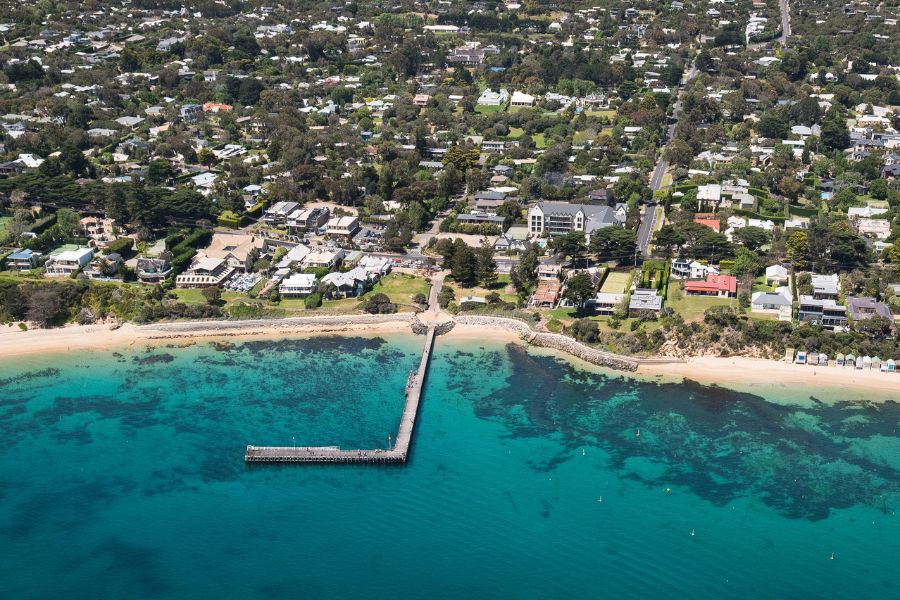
[780,0,791,45]
[637,59,699,256]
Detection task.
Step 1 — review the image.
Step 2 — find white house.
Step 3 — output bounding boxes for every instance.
[510,91,535,106]
[279,273,317,297]
[765,264,789,286]
[45,247,94,277]
[477,88,509,106]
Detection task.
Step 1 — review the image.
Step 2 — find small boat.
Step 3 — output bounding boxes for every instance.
[636,429,641,438]
[582,448,586,456]
[690,529,695,537]
[829,552,835,560]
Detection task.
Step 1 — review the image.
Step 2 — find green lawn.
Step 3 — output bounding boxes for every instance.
[601,270,633,293]
[507,126,524,139]
[532,133,549,148]
[0,216,11,237]
[475,102,508,114]
[171,288,208,305]
[362,272,431,306]
[665,282,735,321]
[585,110,616,120]
[447,274,517,304]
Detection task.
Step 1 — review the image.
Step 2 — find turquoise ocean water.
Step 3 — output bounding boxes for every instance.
[0,333,898,599]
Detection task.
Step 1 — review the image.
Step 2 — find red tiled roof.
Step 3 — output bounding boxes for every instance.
[685,274,737,294]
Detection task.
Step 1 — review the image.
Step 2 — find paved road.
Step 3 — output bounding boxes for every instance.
[637,60,699,256]
[779,0,790,46]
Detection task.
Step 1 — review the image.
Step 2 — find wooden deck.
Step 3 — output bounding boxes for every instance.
[245,327,435,464]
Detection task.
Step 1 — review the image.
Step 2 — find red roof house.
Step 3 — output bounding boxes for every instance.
[684,274,737,298]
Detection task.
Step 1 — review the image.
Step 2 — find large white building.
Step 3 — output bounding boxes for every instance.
[527,202,626,239]
[45,247,94,277]
[477,88,509,106]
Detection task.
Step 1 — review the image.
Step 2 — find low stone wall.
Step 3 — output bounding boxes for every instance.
[147,313,413,334]
[452,315,639,372]
[453,315,534,336]
[527,332,639,372]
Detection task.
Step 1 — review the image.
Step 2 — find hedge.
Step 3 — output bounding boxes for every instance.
[104,237,134,256]
[217,211,243,229]
[732,208,787,223]
[29,214,58,235]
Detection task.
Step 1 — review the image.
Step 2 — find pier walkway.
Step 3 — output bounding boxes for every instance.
[245,326,436,464]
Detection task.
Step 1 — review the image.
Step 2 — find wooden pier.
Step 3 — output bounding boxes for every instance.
[245,326,436,464]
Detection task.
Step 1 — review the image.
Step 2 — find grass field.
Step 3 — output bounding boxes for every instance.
[447,274,517,304]
[532,133,549,148]
[475,103,508,114]
[361,272,431,306]
[601,270,632,293]
[585,110,616,120]
[665,282,735,321]
[0,216,11,237]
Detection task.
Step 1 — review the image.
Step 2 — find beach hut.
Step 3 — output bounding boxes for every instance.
[872,357,881,371]
[836,353,845,367]
[796,350,807,365]
[888,359,896,373]
[845,354,856,368]
[819,353,828,366]
[808,353,819,366]
[860,356,870,370]
[880,360,889,373]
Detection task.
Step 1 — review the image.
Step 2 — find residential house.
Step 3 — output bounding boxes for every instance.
[671,259,718,280]
[798,295,848,329]
[510,91,535,107]
[202,233,265,271]
[629,289,663,316]
[413,94,431,107]
[751,288,793,320]
[810,274,839,299]
[321,266,370,297]
[477,88,509,106]
[279,273,317,298]
[591,292,626,316]
[855,218,891,240]
[45,247,94,277]
[358,255,392,276]
[80,217,119,248]
[136,258,173,283]
[175,256,235,288]
[180,103,203,123]
[765,264,789,286]
[847,296,892,321]
[84,253,124,280]
[3,248,40,271]
[530,278,561,308]
[684,274,737,298]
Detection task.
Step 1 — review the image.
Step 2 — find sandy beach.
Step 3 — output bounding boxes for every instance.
[637,356,899,402]
[2,317,896,402]
[0,315,414,358]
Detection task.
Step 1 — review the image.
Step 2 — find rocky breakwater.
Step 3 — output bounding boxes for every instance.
[410,317,456,336]
[452,315,639,372]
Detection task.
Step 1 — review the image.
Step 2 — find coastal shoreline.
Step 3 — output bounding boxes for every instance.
[2,315,896,402]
